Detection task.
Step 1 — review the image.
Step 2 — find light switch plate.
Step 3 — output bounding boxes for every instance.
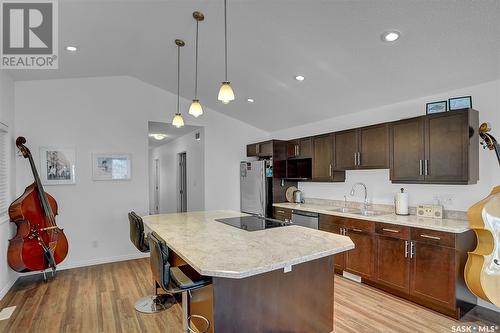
[417,204,443,219]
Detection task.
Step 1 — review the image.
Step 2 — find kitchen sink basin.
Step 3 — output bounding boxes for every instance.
[328,207,388,217]
[328,207,362,214]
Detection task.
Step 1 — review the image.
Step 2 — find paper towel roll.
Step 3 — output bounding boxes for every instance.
[395,191,409,215]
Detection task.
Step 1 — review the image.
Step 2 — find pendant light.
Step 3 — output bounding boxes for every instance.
[218,0,235,104]
[172,39,185,128]
[189,11,204,117]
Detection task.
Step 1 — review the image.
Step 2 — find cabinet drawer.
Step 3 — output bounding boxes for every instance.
[411,228,455,248]
[273,207,292,221]
[375,223,410,240]
[319,214,343,232]
[345,218,375,233]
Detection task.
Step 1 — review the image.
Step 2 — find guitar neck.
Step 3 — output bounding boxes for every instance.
[495,143,500,166]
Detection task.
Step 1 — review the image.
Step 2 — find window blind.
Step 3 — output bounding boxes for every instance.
[0,124,9,222]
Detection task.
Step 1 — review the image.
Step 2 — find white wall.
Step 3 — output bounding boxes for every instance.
[14,76,268,272]
[149,128,205,214]
[0,71,18,299]
[271,80,500,212]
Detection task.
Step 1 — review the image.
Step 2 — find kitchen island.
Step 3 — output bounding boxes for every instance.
[142,210,354,333]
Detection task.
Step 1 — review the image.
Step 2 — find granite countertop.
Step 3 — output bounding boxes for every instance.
[273,202,470,233]
[142,210,354,279]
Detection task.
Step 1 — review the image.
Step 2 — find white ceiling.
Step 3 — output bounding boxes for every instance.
[7,0,500,131]
[148,121,201,147]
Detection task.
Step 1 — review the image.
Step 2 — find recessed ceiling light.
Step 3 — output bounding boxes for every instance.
[149,133,168,140]
[295,75,305,81]
[381,31,400,43]
[65,46,78,52]
[247,98,254,103]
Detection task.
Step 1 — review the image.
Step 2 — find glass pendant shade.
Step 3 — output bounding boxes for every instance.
[218,81,235,104]
[172,113,185,128]
[189,99,203,117]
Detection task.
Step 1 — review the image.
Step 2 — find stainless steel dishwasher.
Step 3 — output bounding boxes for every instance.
[291,210,319,229]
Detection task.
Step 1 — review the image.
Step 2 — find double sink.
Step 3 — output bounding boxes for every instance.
[327,207,389,217]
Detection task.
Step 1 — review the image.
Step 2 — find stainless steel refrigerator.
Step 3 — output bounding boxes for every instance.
[240,160,272,217]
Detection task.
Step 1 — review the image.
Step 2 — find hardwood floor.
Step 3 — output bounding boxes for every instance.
[0,258,496,333]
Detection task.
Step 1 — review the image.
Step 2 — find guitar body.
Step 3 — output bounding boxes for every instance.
[464,186,500,307]
[8,183,68,272]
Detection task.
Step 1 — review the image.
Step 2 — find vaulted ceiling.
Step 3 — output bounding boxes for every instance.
[7,0,500,131]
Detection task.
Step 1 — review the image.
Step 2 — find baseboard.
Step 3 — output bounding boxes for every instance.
[0,276,18,301]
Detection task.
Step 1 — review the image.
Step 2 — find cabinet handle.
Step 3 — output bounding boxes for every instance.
[296,144,300,157]
[410,241,415,258]
[329,164,332,177]
[382,228,400,233]
[277,210,285,214]
[404,240,408,258]
[256,144,260,154]
[354,153,357,166]
[420,234,441,240]
[357,152,361,166]
[351,228,363,233]
[419,160,423,176]
[424,160,429,176]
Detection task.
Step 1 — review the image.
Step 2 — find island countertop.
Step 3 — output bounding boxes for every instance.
[142,210,354,279]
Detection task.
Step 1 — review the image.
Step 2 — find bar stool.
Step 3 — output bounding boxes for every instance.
[148,232,211,333]
[128,211,174,313]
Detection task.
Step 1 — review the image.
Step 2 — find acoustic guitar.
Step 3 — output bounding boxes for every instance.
[464,124,499,307]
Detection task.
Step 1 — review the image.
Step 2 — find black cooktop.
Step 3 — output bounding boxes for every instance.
[215,216,288,231]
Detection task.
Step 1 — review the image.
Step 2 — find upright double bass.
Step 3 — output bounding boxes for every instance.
[8,137,68,273]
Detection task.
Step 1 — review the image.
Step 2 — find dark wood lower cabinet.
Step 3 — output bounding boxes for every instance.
[345,229,375,280]
[319,214,477,319]
[409,241,455,314]
[376,235,410,294]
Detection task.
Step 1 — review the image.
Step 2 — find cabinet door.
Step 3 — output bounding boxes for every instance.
[345,229,375,280]
[247,144,258,157]
[312,135,333,181]
[319,215,345,272]
[298,138,313,158]
[258,141,273,157]
[334,130,358,170]
[287,140,299,158]
[390,117,425,182]
[410,241,455,310]
[425,112,468,183]
[376,235,410,294]
[359,124,389,169]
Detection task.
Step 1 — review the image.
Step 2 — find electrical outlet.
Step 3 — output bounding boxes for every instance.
[440,194,453,206]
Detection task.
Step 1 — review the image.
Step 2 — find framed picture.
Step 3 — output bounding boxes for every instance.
[426,101,447,115]
[39,146,76,185]
[448,96,472,111]
[92,153,131,181]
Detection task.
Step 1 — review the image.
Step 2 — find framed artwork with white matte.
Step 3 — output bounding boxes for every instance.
[92,153,131,181]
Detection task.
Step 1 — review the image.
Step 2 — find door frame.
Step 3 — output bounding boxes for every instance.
[177,152,187,213]
[153,158,160,214]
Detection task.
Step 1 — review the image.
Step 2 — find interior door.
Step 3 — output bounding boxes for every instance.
[425,111,468,182]
[334,130,358,170]
[178,152,187,212]
[390,117,425,182]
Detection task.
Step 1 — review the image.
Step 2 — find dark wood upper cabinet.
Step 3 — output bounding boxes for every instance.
[359,124,390,169]
[390,117,426,182]
[312,135,345,182]
[287,138,312,159]
[334,124,389,170]
[334,130,358,170]
[391,109,478,184]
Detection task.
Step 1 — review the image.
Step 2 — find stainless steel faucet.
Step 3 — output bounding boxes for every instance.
[350,182,368,211]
